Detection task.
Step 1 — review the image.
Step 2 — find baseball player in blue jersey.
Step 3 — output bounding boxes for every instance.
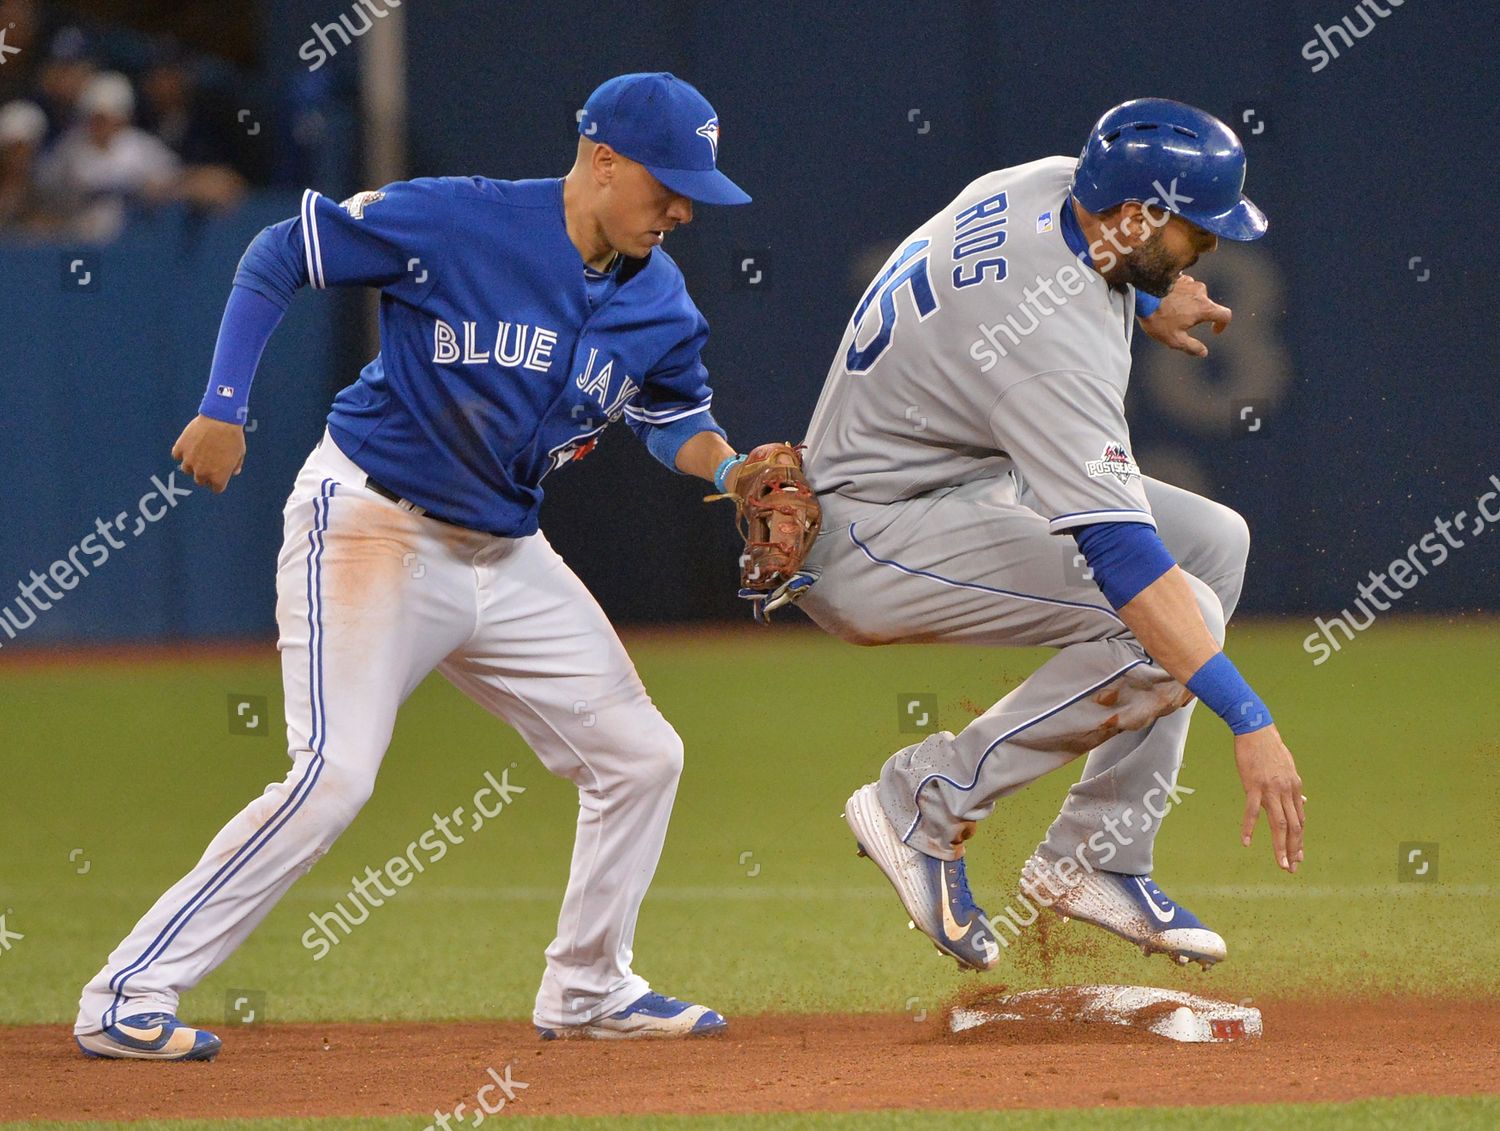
[793,100,1305,974]
[74,73,764,1059]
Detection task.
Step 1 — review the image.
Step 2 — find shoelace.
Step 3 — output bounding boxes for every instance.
[1139,875,1174,911]
[623,992,684,1016]
[944,859,983,917]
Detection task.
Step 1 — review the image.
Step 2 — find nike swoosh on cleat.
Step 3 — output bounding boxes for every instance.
[116,1023,164,1042]
[939,867,973,942]
[1134,877,1175,924]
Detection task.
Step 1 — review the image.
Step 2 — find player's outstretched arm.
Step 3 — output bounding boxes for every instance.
[1111,565,1305,874]
[1074,521,1304,874]
[175,280,289,493]
[1138,274,1232,358]
[682,432,821,618]
[175,181,441,493]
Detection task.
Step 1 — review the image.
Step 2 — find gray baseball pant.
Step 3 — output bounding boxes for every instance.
[798,473,1248,875]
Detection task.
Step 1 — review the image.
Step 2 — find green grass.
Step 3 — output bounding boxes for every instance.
[7,1096,1500,1130]
[1,619,1496,1030]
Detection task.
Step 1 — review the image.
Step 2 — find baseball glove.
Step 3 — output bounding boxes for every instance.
[707,442,821,621]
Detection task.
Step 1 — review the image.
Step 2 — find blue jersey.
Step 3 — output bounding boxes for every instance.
[210,176,722,537]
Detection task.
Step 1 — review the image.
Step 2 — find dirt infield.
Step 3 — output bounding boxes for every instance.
[3,996,1497,1122]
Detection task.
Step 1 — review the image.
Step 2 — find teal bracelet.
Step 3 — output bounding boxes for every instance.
[715,453,747,494]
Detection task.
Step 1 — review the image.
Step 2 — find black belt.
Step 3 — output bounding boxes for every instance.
[364,476,463,529]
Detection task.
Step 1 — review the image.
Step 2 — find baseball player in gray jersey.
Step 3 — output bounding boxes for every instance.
[793,99,1304,971]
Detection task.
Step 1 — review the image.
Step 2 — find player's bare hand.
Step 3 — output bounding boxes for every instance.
[1140,274,1232,358]
[172,415,247,494]
[1233,724,1304,874]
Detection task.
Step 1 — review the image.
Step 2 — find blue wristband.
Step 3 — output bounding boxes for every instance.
[1186,652,1273,735]
[714,453,747,494]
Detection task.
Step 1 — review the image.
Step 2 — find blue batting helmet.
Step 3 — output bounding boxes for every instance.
[1072,98,1267,241]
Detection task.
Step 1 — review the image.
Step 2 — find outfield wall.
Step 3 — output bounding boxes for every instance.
[1,1,1493,644]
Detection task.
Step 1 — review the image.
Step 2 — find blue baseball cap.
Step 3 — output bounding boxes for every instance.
[578,72,751,206]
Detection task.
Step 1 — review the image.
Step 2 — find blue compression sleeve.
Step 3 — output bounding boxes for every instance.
[1074,522,1176,609]
[196,221,309,422]
[197,286,289,423]
[1187,652,1273,734]
[1135,289,1162,319]
[642,411,727,472]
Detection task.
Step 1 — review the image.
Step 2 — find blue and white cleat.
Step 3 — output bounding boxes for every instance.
[1019,852,1227,969]
[75,1012,222,1061]
[843,782,1000,972]
[536,992,727,1040]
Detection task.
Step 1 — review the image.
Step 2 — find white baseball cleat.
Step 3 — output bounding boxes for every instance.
[75,1012,222,1061]
[1019,852,1227,969]
[843,782,1000,971]
[536,992,726,1040]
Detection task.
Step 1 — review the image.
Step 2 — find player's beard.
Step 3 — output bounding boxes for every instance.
[1120,228,1184,298]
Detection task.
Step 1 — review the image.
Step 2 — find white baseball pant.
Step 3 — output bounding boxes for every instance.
[77,431,682,1034]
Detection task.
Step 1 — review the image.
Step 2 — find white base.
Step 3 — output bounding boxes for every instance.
[948,984,1262,1043]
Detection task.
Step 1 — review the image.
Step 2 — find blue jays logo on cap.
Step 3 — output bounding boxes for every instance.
[578,73,750,205]
[695,118,720,160]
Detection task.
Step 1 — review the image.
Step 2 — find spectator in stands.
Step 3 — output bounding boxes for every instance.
[32,24,96,144]
[36,70,245,241]
[139,46,235,169]
[0,99,49,233]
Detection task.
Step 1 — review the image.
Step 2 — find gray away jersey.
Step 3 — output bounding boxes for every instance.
[803,156,1155,534]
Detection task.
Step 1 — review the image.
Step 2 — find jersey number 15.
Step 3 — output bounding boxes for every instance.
[845,239,938,373]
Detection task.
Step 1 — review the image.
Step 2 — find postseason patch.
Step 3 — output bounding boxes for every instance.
[339,190,385,219]
[1085,442,1140,484]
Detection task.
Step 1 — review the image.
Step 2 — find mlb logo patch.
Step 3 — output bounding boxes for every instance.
[1085,441,1140,484]
[1036,211,1054,233]
[216,384,235,397]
